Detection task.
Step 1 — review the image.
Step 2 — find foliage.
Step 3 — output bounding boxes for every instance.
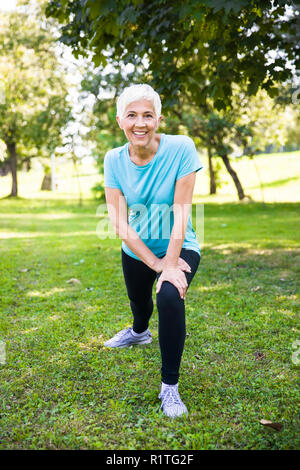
[78,61,293,200]
[80,67,129,168]
[45,0,300,201]
[46,0,300,110]
[274,82,300,150]
[0,6,72,195]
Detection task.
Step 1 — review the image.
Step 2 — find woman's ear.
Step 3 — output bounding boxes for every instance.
[116,116,123,129]
[156,115,163,128]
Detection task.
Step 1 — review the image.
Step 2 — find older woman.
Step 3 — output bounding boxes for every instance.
[103,84,203,418]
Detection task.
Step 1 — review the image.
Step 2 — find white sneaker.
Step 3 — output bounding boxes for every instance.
[104,327,152,349]
[159,384,188,418]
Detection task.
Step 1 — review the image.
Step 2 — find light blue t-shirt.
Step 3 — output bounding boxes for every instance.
[104,133,203,261]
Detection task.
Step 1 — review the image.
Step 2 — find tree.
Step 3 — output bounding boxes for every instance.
[162,99,249,199]
[80,65,131,163]
[45,0,300,201]
[46,0,300,110]
[0,7,72,196]
[156,84,290,199]
[79,63,294,200]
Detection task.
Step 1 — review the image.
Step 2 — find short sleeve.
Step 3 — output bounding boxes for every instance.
[176,137,203,181]
[104,152,121,189]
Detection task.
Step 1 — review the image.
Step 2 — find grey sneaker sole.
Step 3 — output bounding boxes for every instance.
[117,336,153,348]
[104,336,153,349]
[161,406,188,418]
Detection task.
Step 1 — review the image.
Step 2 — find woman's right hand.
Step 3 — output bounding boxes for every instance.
[153,257,165,273]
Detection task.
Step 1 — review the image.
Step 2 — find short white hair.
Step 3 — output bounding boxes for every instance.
[116,84,162,120]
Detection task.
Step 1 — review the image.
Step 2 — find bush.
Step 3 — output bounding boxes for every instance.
[91,181,105,201]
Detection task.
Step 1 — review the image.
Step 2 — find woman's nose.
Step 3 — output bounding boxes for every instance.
[135,115,146,126]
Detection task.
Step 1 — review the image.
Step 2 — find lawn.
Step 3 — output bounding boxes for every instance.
[0,152,299,449]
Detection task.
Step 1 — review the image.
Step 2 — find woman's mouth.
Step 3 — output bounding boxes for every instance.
[133,131,147,137]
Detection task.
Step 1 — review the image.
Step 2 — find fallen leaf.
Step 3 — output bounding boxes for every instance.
[66,278,81,284]
[251,286,261,291]
[255,351,266,360]
[259,419,283,431]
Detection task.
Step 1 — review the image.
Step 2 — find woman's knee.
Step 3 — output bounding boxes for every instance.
[156,281,182,308]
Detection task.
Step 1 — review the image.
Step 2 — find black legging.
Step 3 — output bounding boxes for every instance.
[121,248,201,385]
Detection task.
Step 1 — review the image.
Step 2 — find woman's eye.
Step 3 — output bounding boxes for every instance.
[126,113,153,118]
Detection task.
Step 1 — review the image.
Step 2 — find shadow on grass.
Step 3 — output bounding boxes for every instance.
[0,197,99,213]
[248,175,300,190]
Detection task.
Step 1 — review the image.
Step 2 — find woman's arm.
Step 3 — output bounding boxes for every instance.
[105,185,193,279]
[156,172,196,299]
[165,172,196,267]
[105,187,159,270]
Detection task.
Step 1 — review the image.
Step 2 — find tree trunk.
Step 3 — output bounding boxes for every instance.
[6,142,18,197]
[208,147,216,194]
[221,154,246,200]
[41,173,52,190]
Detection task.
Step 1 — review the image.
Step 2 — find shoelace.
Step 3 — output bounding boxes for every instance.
[113,328,131,340]
[160,388,182,408]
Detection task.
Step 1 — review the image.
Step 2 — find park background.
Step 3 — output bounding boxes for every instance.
[0,0,299,450]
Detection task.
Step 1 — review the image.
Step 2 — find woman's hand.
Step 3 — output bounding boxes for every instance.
[153,256,191,274]
[153,257,165,273]
[156,266,188,300]
[177,257,192,274]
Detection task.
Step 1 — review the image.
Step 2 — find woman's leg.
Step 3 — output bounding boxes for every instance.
[121,249,157,333]
[156,248,201,385]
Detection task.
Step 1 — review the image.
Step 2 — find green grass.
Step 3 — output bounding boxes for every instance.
[0,195,299,450]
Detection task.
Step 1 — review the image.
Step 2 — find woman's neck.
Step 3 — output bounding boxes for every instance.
[129,134,161,162]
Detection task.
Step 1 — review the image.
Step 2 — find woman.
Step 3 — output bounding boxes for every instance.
[103,84,203,418]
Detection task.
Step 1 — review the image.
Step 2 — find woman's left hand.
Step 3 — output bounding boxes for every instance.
[154,256,191,274]
[156,266,188,300]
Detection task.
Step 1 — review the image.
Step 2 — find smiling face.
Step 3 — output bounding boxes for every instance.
[116,99,162,150]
